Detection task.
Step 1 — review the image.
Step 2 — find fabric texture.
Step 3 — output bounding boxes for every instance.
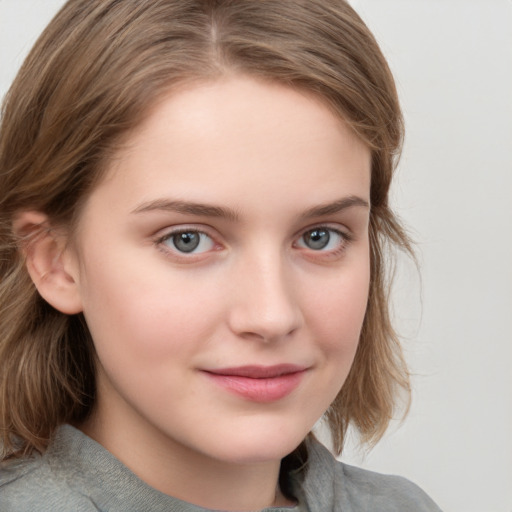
[0,425,441,511]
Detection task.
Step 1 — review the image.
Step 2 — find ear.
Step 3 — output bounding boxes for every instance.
[13,211,83,315]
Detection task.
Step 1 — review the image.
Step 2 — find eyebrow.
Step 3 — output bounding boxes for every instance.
[300,196,369,219]
[131,199,240,221]
[131,195,369,221]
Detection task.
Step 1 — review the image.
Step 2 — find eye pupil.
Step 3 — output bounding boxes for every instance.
[304,229,330,250]
[173,232,200,253]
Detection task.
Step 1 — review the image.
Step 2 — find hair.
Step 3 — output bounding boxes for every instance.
[0,0,412,460]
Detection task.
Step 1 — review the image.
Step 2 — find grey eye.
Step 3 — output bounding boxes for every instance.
[172,232,201,253]
[296,227,345,253]
[302,228,331,250]
[159,230,216,256]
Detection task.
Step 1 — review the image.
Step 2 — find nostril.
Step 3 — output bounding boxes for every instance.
[228,300,303,343]
[237,326,298,344]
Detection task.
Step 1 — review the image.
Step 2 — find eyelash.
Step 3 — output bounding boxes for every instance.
[154,225,352,261]
[294,226,352,258]
[155,228,219,260]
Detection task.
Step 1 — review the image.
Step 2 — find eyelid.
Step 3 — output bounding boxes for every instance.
[293,224,353,256]
[153,222,218,239]
[295,222,353,242]
[153,224,223,259]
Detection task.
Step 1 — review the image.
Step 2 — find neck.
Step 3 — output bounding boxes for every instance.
[79,405,295,511]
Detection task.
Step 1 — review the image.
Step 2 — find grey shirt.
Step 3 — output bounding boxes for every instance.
[0,425,441,511]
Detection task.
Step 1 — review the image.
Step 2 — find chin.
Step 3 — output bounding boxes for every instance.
[206,424,308,465]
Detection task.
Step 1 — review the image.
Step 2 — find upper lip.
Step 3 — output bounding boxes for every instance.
[203,364,307,379]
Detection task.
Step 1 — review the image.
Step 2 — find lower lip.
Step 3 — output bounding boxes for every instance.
[203,371,306,403]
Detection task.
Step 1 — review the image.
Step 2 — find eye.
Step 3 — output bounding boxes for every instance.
[296,227,346,252]
[160,230,215,254]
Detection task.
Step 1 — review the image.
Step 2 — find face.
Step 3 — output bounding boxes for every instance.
[69,76,371,469]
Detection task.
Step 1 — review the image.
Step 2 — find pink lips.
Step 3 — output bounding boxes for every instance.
[202,364,307,403]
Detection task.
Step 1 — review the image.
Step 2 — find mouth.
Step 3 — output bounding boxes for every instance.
[201,364,308,402]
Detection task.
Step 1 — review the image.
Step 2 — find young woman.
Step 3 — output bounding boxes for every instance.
[0,1,441,510]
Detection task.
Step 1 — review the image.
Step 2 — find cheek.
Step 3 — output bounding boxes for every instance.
[307,262,370,355]
[296,261,370,416]
[77,250,222,365]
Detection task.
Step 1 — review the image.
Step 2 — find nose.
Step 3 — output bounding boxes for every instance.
[227,250,304,343]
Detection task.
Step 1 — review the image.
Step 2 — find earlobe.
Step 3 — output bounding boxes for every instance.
[13,211,83,315]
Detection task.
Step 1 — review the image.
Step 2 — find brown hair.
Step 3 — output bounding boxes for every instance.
[0,0,411,460]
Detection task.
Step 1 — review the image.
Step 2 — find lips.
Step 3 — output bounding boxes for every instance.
[201,364,307,402]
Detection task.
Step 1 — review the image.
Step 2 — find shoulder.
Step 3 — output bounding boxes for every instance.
[301,439,442,512]
[337,462,442,511]
[0,453,97,512]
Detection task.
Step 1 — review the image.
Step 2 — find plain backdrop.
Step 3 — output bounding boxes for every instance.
[1,1,511,511]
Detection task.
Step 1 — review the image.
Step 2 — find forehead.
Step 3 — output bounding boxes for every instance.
[83,75,371,220]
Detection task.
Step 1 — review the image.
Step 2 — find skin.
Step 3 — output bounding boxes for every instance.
[55,76,371,510]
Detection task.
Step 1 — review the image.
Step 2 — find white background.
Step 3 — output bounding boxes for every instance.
[1,1,511,511]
